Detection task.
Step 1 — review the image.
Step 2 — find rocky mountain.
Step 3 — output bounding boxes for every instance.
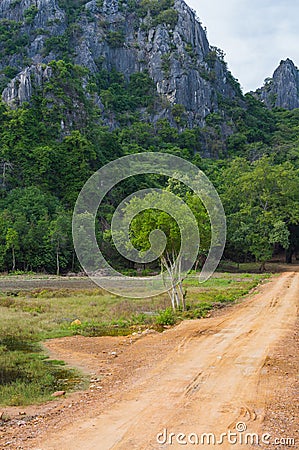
[254,59,299,110]
[1,1,299,275]
[0,0,242,128]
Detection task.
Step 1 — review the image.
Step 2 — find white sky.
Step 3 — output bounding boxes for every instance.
[187,0,299,92]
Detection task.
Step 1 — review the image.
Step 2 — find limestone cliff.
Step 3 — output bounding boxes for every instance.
[254,59,299,110]
[0,0,241,127]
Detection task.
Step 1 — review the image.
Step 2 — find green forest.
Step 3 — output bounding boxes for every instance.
[0,59,299,274]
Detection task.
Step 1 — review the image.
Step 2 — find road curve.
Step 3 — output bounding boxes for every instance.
[38,271,299,450]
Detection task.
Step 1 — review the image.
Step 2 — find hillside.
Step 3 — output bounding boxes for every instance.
[0,0,241,127]
[0,0,298,274]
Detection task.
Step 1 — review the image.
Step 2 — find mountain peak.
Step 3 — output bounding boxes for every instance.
[279,58,296,66]
[254,58,299,110]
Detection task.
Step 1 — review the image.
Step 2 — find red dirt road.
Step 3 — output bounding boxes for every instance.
[24,271,299,450]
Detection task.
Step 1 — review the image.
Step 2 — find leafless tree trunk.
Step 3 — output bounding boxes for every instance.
[1,161,13,188]
[56,244,60,276]
[161,251,186,311]
[12,245,16,272]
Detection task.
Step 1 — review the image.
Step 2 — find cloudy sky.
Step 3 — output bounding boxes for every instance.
[187,0,299,92]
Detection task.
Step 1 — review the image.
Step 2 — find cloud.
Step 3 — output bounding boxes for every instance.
[187,0,299,92]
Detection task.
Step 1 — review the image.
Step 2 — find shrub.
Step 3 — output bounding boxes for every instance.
[0,20,29,56]
[153,9,178,27]
[1,66,19,79]
[43,35,69,56]
[172,103,186,124]
[24,5,38,25]
[155,308,176,326]
[138,0,174,18]
[107,31,125,48]
[161,53,171,76]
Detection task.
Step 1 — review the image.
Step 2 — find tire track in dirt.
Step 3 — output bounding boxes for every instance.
[34,272,298,450]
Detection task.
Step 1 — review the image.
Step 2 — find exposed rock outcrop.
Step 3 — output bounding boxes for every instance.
[0,0,241,126]
[254,59,299,110]
[2,64,52,107]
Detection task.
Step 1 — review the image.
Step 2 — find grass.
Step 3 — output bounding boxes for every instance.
[0,272,269,406]
[0,348,85,406]
[217,260,286,273]
[181,272,268,319]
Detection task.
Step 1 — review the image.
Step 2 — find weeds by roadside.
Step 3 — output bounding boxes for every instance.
[0,272,269,406]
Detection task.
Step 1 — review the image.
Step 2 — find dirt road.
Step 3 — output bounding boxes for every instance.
[27,271,297,450]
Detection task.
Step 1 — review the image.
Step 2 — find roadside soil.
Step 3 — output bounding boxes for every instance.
[0,271,298,449]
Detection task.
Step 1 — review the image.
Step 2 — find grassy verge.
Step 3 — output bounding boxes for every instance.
[0,272,269,406]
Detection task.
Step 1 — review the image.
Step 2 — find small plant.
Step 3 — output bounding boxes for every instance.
[185,42,193,54]
[24,5,38,25]
[138,0,175,18]
[43,34,69,56]
[11,0,21,7]
[172,103,186,124]
[161,53,171,76]
[155,308,176,326]
[153,9,178,28]
[1,66,19,79]
[106,31,125,48]
[130,312,147,324]
[8,269,35,276]
[189,302,213,318]
[121,268,138,276]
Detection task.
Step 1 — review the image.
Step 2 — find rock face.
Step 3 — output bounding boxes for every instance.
[254,59,299,110]
[2,65,52,107]
[0,0,241,126]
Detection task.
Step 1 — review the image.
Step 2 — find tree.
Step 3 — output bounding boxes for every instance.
[54,131,96,206]
[0,186,66,272]
[221,156,299,269]
[5,228,19,271]
[117,187,210,310]
[49,213,72,275]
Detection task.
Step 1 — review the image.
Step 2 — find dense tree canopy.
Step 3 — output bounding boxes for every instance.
[0,60,299,273]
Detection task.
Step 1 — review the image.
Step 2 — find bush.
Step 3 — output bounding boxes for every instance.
[43,35,69,56]
[107,31,125,48]
[1,66,19,79]
[138,0,174,18]
[172,104,186,124]
[24,5,38,25]
[161,53,171,75]
[155,308,176,326]
[0,20,29,56]
[153,9,178,27]
[191,302,213,318]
